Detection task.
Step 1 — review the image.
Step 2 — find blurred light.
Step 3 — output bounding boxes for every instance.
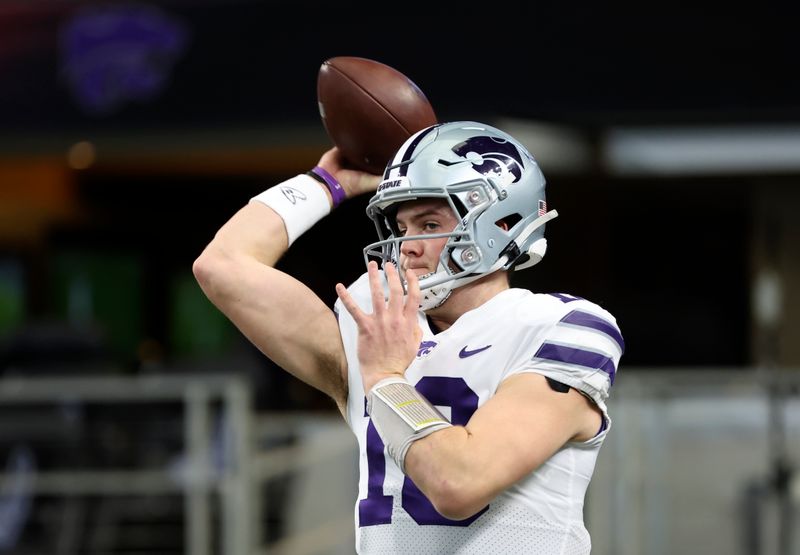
[67,140,96,169]
[493,118,593,175]
[604,125,800,176]
[753,269,782,328]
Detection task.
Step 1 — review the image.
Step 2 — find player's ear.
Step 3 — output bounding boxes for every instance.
[494,219,510,231]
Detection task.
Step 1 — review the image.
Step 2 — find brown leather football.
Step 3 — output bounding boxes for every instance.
[317,56,438,174]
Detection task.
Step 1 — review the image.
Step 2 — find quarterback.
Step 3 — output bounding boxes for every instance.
[194,121,624,554]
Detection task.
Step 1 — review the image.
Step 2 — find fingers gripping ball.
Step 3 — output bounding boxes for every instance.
[317,56,438,174]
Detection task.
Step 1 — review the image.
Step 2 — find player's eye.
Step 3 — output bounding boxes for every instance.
[423,222,440,232]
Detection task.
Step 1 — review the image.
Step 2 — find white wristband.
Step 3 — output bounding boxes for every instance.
[367,377,452,473]
[251,174,330,246]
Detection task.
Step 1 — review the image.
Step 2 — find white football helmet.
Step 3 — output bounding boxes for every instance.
[364,121,558,310]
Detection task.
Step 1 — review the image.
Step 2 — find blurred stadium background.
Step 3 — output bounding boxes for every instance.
[0,1,798,554]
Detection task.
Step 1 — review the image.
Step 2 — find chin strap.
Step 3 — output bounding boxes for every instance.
[418,281,452,311]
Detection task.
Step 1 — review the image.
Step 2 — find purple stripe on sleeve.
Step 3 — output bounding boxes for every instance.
[534,342,616,385]
[560,310,625,353]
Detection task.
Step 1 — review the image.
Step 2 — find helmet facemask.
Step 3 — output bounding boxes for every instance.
[364,178,509,310]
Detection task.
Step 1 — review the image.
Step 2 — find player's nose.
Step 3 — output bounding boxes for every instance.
[400,237,423,258]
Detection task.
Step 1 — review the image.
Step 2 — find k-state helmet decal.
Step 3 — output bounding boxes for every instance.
[452,136,524,183]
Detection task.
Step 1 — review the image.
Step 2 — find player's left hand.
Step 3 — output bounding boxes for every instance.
[336,260,422,393]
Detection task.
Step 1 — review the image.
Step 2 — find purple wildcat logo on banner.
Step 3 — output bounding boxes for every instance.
[59,3,189,115]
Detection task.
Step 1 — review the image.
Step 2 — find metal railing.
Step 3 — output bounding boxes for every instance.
[0,368,797,555]
[0,373,257,555]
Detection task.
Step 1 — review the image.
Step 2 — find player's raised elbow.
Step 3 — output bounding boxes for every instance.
[192,249,214,289]
[192,246,233,302]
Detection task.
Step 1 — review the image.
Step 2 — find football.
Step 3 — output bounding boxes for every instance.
[317,56,438,174]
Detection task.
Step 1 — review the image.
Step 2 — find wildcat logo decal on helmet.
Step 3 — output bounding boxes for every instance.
[451,136,524,183]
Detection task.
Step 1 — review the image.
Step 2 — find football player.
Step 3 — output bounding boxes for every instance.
[194,121,624,554]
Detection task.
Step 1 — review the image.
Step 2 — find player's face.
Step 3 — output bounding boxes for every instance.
[394,198,459,278]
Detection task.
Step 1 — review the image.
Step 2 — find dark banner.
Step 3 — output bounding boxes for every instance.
[1,1,796,133]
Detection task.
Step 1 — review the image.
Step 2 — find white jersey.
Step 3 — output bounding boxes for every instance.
[334,272,624,555]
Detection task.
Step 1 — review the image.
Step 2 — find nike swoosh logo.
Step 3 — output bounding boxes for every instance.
[459,345,492,358]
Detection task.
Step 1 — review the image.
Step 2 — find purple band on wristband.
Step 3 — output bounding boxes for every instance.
[311,166,346,208]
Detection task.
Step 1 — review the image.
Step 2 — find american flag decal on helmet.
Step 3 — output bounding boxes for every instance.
[538,199,547,216]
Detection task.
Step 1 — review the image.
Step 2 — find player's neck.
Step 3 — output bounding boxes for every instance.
[425,273,509,332]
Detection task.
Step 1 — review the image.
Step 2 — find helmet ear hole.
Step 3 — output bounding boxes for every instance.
[495,214,522,232]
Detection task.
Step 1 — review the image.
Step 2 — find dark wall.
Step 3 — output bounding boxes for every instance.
[2,1,798,135]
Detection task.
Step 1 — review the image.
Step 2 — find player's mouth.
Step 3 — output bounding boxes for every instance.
[403,265,433,277]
